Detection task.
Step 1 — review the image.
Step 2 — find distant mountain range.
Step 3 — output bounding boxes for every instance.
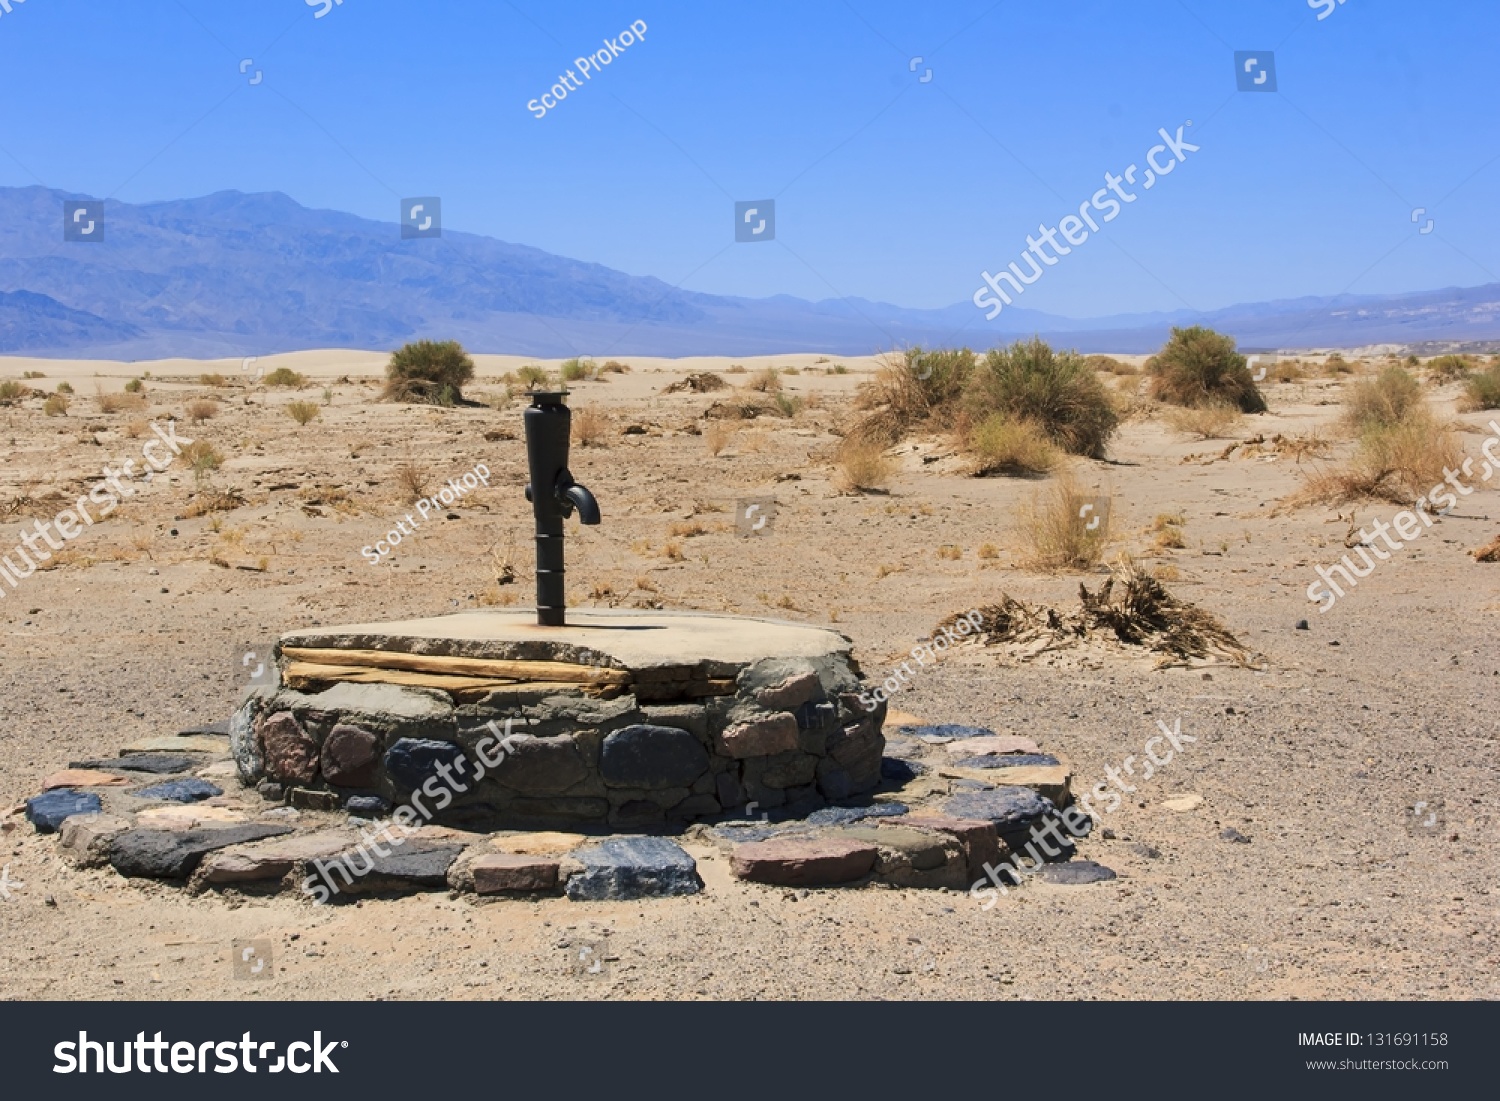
[1,185,1497,359]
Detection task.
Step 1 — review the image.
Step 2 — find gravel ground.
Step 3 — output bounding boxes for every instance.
[0,351,1495,1000]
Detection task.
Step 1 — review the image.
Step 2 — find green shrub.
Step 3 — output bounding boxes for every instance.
[286,401,320,425]
[966,338,1119,458]
[1459,363,1500,411]
[123,378,145,393]
[1341,366,1423,432]
[43,394,69,417]
[0,380,27,404]
[560,357,593,383]
[1427,354,1474,383]
[1146,327,1267,413]
[56,381,74,394]
[516,364,550,388]
[264,367,307,388]
[382,340,475,405]
[22,370,44,379]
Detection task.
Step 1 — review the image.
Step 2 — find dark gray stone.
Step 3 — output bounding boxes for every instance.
[134,778,223,804]
[492,736,589,795]
[670,793,721,818]
[816,759,858,801]
[944,788,1056,832]
[384,738,467,791]
[715,771,744,808]
[362,844,464,890]
[601,724,710,789]
[109,824,294,879]
[73,754,195,775]
[880,758,923,782]
[1033,860,1117,885]
[950,753,1061,769]
[257,780,285,802]
[610,800,664,827]
[1220,827,1251,844]
[794,699,837,732]
[26,790,102,833]
[565,837,702,900]
[805,803,908,827]
[907,724,995,740]
[346,795,391,816]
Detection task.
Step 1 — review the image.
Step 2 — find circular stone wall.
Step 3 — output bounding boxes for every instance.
[230,610,887,829]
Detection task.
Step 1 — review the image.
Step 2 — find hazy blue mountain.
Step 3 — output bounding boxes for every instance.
[0,186,1496,358]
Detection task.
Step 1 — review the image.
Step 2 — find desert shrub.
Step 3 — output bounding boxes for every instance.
[572,407,610,447]
[199,373,228,387]
[56,381,74,394]
[850,346,975,446]
[123,378,144,393]
[95,387,147,413]
[1459,363,1500,411]
[1427,354,1474,383]
[186,399,218,424]
[0,380,24,404]
[1147,327,1266,413]
[1341,365,1423,433]
[835,439,892,492]
[601,360,630,374]
[705,423,734,456]
[966,414,1060,475]
[286,401,320,425]
[1085,354,1137,375]
[829,364,849,374]
[966,338,1119,458]
[516,364,550,388]
[1019,471,1111,570]
[1268,358,1304,383]
[1322,353,1354,377]
[772,392,805,418]
[664,372,726,394]
[382,340,474,405]
[560,357,593,383]
[746,367,781,393]
[1302,412,1462,505]
[22,370,44,379]
[1165,401,1244,439]
[181,440,223,478]
[263,367,306,388]
[43,394,69,417]
[395,461,429,502]
[1152,512,1186,551]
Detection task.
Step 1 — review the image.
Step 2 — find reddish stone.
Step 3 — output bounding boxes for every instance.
[471,853,560,894]
[258,712,319,785]
[729,836,877,886]
[753,672,820,712]
[717,714,800,759]
[321,724,379,788]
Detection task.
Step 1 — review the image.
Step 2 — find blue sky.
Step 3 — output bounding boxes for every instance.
[0,0,1495,318]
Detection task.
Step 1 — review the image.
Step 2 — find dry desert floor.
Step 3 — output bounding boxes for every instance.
[0,348,1496,1000]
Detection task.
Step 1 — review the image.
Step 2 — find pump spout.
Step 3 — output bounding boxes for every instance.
[559,481,600,525]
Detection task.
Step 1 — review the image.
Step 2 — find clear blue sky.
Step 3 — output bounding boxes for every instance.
[0,0,1495,318]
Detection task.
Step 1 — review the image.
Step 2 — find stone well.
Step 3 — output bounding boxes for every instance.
[230,609,887,830]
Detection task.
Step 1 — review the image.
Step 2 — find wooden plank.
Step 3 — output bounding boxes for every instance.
[282,661,613,700]
[280,646,631,685]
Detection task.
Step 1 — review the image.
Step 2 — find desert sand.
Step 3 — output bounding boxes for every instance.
[0,350,1495,1001]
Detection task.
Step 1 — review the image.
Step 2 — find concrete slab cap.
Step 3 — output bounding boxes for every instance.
[279,609,852,674]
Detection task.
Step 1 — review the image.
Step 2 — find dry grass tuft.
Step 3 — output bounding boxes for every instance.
[664,372,726,394]
[745,368,782,393]
[1340,366,1423,434]
[1018,471,1112,570]
[835,439,893,493]
[395,460,430,503]
[705,422,734,456]
[965,414,1060,476]
[1472,534,1500,563]
[42,394,70,417]
[186,399,219,424]
[572,407,610,447]
[1165,401,1244,440]
[286,401,320,425]
[1298,414,1462,506]
[1458,362,1500,411]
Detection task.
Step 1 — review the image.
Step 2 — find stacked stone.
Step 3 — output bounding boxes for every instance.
[229,656,886,830]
